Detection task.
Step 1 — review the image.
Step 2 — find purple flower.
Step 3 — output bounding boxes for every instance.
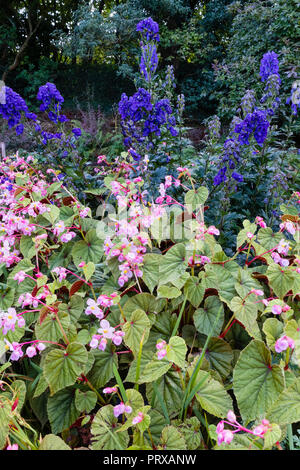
[214,166,227,186]
[140,43,159,81]
[232,171,243,182]
[235,109,269,146]
[72,127,82,138]
[259,51,280,82]
[37,83,64,112]
[136,17,160,42]
[0,86,36,134]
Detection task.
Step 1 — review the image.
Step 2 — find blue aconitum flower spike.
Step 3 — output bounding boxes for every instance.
[259,51,280,82]
[0,86,36,135]
[72,128,82,138]
[234,109,269,146]
[136,17,160,42]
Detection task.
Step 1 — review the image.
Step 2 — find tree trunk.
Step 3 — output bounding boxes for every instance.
[2,16,41,82]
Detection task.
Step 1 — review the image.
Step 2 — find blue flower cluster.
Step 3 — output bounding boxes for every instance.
[140,43,159,81]
[136,18,160,42]
[37,82,68,124]
[259,51,280,82]
[213,137,243,186]
[119,88,178,160]
[119,88,152,123]
[260,74,281,116]
[118,18,179,161]
[145,99,178,137]
[234,109,269,146]
[36,83,81,150]
[0,81,82,158]
[0,86,37,135]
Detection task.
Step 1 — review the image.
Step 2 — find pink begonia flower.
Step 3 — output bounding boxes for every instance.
[13,271,26,283]
[53,221,66,236]
[4,340,23,361]
[112,330,125,346]
[35,233,47,241]
[103,387,118,394]
[255,216,267,228]
[79,208,89,218]
[6,444,19,450]
[280,221,296,235]
[275,335,295,353]
[282,305,291,312]
[156,340,167,350]
[36,342,46,352]
[99,338,107,351]
[60,231,76,243]
[262,299,269,307]
[247,232,254,239]
[207,226,220,236]
[250,289,264,296]
[90,336,100,349]
[157,349,167,360]
[216,421,224,434]
[85,299,103,319]
[26,346,37,358]
[78,261,85,268]
[132,412,144,425]
[253,425,268,437]
[227,410,237,423]
[277,239,290,256]
[217,429,234,446]
[271,304,282,315]
[52,266,67,282]
[98,320,115,339]
[113,402,132,418]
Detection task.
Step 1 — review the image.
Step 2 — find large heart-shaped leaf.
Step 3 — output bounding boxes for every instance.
[184,276,205,308]
[203,263,238,307]
[138,354,172,384]
[194,296,224,336]
[71,229,103,266]
[267,263,296,299]
[203,337,233,378]
[158,425,187,450]
[142,254,161,293]
[43,342,88,395]
[267,378,300,425]
[47,388,80,434]
[190,370,232,418]
[230,296,260,339]
[258,228,282,251]
[146,370,183,416]
[35,310,70,343]
[87,348,118,389]
[233,340,284,421]
[122,309,151,356]
[166,336,187,369]
[91,405,129,450]
[185,186,209,210]
[75,389,97,413]
[159,243,188,285]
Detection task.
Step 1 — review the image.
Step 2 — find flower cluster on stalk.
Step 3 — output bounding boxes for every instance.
[118,17,180,163]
